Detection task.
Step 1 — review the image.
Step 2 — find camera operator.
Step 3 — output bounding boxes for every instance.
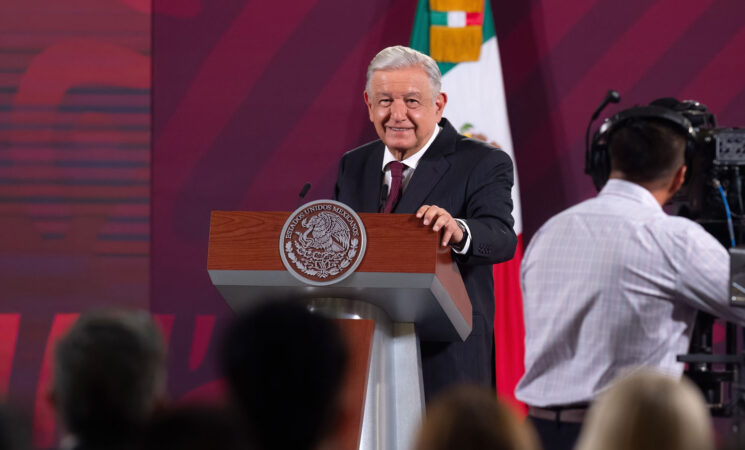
[514,110,745,450]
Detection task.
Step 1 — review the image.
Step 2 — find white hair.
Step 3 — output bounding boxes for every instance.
[365,45,442,99]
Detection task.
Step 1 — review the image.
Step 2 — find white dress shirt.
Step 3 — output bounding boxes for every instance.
[515,178,745,407]
[381,126,471,253]
[381,126,440,192]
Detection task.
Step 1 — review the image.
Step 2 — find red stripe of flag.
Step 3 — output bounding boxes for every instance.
[494,234,526,414]
[466,12,483,26]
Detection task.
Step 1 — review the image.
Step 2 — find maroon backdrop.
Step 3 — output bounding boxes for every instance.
[151,0,417,399]
[1,0,150,446]
[3,0,745,446]
[496,0,745,238]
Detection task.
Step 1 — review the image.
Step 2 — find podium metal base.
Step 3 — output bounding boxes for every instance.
[309,298,425,450]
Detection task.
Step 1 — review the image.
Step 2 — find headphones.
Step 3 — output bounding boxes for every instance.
[585,102,701,191]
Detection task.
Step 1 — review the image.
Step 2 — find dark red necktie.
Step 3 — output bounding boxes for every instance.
[383,161,405,213]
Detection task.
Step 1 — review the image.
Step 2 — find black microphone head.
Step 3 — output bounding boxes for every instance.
[607,90,620,103]
[298,182,311,199]
[591,89,622,120]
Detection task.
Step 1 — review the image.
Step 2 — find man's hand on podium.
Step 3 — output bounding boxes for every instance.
[416,204,464,247]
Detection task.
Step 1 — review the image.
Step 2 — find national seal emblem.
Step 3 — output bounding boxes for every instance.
[279,200,367,285]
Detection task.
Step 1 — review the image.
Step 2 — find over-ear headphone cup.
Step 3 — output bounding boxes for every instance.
[589,142,609,191]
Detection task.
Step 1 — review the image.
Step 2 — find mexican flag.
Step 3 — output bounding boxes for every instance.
[411,0,526,411]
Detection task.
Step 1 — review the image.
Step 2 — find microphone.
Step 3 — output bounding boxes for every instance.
[297,182,311,208]
[591,89,620,120]
[379,184,389,212]
[586,89,621,175]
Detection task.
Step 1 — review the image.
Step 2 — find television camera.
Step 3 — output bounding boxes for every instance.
[585,90,745,421]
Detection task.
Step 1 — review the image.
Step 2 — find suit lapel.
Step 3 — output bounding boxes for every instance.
[360,143,385,212]
[394,119,457,213]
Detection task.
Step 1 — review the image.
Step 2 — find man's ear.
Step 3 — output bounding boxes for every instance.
[670,165,687,194]
[363,91,374,122]
[435,92,447,121]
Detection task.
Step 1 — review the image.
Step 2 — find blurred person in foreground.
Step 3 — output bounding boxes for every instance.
[0,405,30,450]
[414,385,540,450]
[575,370,713,450]
[139,405,251,450]
[221,301,348,450]
[515,106,745,450]
[51,311,165,450]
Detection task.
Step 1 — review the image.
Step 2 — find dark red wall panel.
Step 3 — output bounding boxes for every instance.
[151,0,416,397]
[0,0,150,445]
[494,0,745,239]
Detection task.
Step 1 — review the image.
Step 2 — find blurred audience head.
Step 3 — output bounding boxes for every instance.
[414,385,540,450]
[0,405,30,450]
[140,405,250,450]
[575,370,713,450]
[52,310,165,448]
[221,300,348,450]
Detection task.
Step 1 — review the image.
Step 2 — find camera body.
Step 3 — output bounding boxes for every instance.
[685,127,745,228]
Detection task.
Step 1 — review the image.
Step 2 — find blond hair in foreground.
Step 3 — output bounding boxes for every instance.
[576,370,713,450]
[414,384,540,450]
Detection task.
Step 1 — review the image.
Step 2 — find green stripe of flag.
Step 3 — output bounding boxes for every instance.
[429,10,448,26]
[411,0,431,55]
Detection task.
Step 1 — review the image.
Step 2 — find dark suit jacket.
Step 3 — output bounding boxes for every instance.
[334,118,517,400]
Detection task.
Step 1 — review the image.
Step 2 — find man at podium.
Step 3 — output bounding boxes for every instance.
[335,45,517,401]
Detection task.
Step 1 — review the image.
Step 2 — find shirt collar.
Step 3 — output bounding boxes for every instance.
[599,178,661,210]
[381,125,441,172]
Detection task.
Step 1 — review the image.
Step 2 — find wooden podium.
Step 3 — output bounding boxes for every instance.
[208,209,472,450]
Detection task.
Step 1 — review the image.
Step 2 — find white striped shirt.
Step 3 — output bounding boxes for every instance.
[515,179,745,407]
